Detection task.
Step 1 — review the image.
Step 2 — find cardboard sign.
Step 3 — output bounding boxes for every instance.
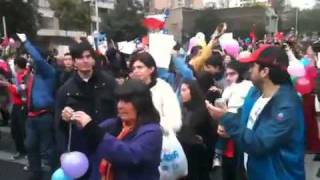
[117,41,136,55]
[149,33,175,69]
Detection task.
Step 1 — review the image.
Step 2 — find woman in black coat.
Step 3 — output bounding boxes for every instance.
[178,79,218,180]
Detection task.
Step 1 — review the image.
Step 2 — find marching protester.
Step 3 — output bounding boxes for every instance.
[56,52,74,89]
[129,51,182,133]
[0,56,29,159]
[16,33,58,180]
[212,60,252,180]
[178,79,217,180]
[206,46,305,180]
[56,40,117,158]
[62,79,162,180]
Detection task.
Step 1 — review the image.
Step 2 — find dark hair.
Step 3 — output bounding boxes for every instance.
[312,40,320,53]
[115,79,160,126]
[190,45,202,59]
[205,54,224,69]
[129,52,158,82]
[257,47,291,85]
[181,79,207,112]
[14,57,27,69]
[226,60,249,83]
[64,52,71,56]
[69,41,95,59]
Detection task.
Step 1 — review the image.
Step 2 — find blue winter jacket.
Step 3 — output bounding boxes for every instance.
[221,84,305,180]
[83,118,163,180]
[24,40,56,111]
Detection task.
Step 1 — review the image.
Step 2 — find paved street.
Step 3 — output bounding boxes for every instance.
[0,126,319,180]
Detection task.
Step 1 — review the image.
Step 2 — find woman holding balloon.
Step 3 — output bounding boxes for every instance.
[57,79,162,180]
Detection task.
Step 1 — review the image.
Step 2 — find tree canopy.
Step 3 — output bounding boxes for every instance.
[0,0,38,38]
[100,0,147,41]
[48,0,91,32]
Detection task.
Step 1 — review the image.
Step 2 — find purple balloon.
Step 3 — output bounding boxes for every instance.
[61,151,89,179]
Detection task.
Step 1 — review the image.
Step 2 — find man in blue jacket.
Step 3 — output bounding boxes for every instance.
[206,45,305,180]
[17,33,58,180]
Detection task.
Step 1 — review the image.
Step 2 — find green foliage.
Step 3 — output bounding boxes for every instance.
[100,0,147,41]
[49,0,90,31]
[0,0,38,38]
[298,9,320,34]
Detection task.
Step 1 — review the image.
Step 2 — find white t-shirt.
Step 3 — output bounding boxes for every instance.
[244,96,271,170]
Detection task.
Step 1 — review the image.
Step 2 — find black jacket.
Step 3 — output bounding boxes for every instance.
[55,69,117,154]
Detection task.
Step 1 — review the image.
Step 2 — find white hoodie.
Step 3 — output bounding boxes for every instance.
[150,78,182,132]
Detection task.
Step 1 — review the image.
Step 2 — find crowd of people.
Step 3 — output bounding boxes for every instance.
[0,29,319,180]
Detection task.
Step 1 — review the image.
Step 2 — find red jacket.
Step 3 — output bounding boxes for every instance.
[7,69,29,106]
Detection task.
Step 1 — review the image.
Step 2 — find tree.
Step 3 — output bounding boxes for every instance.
[100,0,147,42]
[0,0,38,38]
[48,0,91,32]
[298,9,320,34]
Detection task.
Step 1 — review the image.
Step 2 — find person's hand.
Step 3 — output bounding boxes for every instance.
[171,49,179,56]
[205,100,227,120]
[217,125,230,138]
[70,111,92,128]
[208,86,222,93]
[61,106,74,121]
[211,22,227,40]
[16,33,27,43]
[0,80,10,87]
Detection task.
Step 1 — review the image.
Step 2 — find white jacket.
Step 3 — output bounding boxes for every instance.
[222,80,253,113]
[150,78,182,132]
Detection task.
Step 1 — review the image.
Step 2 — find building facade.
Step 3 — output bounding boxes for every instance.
[147,0,204,12]
[204,0,271,8]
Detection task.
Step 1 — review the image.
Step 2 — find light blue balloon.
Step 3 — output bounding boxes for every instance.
[300,58,310,67]
[51,168,72,180]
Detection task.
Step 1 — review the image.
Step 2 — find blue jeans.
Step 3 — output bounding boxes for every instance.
[25,112,58,175]
[215,137,227,154]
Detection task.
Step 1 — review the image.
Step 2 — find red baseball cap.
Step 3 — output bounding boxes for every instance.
[238,45,289,71]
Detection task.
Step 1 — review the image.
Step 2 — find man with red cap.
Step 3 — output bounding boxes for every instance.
[206,46,305,180]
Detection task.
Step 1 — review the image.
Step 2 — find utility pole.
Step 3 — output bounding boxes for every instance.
[95,0,99,32]
[295,8,299,36]
[2,16,6,38]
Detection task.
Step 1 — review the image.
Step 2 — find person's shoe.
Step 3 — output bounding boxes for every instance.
[23,165,29,171]
[11,152,26,160]
[212,154,222,168]
[313,154,320,161]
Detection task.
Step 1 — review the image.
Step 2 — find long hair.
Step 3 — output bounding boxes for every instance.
[129,52,158,83]
[115,79,160,126]
[226,60,250,83]
[182,79,206,110]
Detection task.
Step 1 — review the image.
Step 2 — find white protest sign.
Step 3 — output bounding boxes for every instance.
[117,41,136,55]
[149,33,176,69]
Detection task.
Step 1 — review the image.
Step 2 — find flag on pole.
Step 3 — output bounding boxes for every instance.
[143,14,166,30]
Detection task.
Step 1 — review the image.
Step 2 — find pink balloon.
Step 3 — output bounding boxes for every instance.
[221,39,240,58]
[305,66,317,79]
[187,37,199,54]
[295,77,313,95]
[287,62,306,77]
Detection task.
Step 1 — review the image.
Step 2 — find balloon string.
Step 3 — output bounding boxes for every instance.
[67,122,72,152]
